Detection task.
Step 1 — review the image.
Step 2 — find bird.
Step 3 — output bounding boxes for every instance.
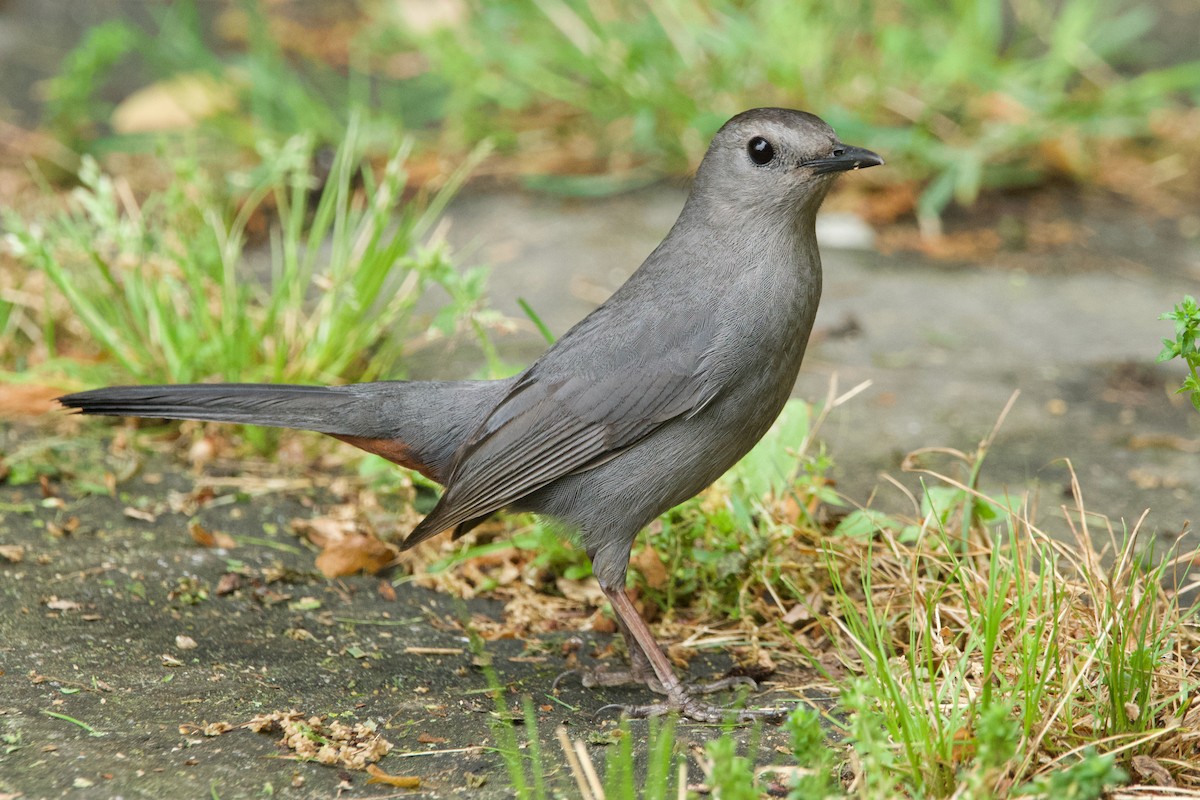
[59,107,883,723]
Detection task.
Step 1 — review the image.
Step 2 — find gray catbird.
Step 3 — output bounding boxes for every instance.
[60,108,882,722]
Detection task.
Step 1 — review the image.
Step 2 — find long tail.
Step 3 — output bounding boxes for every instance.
[59,380,511,484]
[60,383,359,431]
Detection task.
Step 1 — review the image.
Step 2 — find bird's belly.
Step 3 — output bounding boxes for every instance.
[523,370,796,546]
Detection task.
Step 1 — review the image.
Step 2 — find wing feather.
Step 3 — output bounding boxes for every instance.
[401,301,723,548]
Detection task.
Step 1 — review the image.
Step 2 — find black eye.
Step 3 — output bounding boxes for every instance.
[747,136,775,165]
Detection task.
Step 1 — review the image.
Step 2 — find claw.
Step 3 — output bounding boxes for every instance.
[551,669,581,691]
[690,675,759,695]
[594,702,638,719]
[600,699,789,724]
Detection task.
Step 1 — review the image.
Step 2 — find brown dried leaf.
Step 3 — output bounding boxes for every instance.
[0,383,64,417]
[556,577,604,606]
[111,73,238,134]
[781,603,813,626]
[417,732,448,744]
[1131,755,1174,787]
[215,573,242,596]
[365,764,421,788]
[245,710,393,771]
[189,520,236,549]
[123,507,157,523]
[314,534,398,578]
[631,546,668,590]
[292,514,357,549]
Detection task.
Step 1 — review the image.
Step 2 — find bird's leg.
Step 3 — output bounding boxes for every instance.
[554,613,662,691]
[595,583,786,724]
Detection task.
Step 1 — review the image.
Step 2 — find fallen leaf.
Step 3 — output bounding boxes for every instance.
[203,721,232,736]
[365,764,420,788]
[0,383,65,417]
[556,577,604,605]
[590,611,618,634]
[189,520,236,549]
[1131,754,1174,787]
[246,710,394,770]
[46,598,82,612]
[631,546,667,590]
[123,507,157,523]
[417,732,448,744]
[314,533,398,578]
[0,545,25,563]
[781,603,812,625]
[215,573,241,596]
[292,514,356,548]
[111,73,239,134]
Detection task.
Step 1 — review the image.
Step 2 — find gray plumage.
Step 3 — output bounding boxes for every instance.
[60,108,882,721]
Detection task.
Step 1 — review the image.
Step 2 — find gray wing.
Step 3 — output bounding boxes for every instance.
[401,307,722,547]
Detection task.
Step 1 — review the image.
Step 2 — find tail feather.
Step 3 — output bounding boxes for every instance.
[58,378,513,488]
[59,383,358,433]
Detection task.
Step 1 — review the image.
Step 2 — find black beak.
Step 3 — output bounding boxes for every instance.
[807,144,885,175]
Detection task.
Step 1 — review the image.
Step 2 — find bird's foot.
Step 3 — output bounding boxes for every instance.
[596,694,788,724]
[555,667,756,696]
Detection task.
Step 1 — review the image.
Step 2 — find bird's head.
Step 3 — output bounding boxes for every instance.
[691,107,884,223]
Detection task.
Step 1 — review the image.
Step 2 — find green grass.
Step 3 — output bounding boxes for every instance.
[2,116,498,387]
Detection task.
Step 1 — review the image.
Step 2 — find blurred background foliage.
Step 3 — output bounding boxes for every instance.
[2,0,1198,385]
[27,0,1200,220]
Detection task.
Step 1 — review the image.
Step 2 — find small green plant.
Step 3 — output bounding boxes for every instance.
[705,735,759,800]
[598,717,684,799]
[1017,749,1128,800]
[1157,294,1200,413]
[784,706,839,799]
